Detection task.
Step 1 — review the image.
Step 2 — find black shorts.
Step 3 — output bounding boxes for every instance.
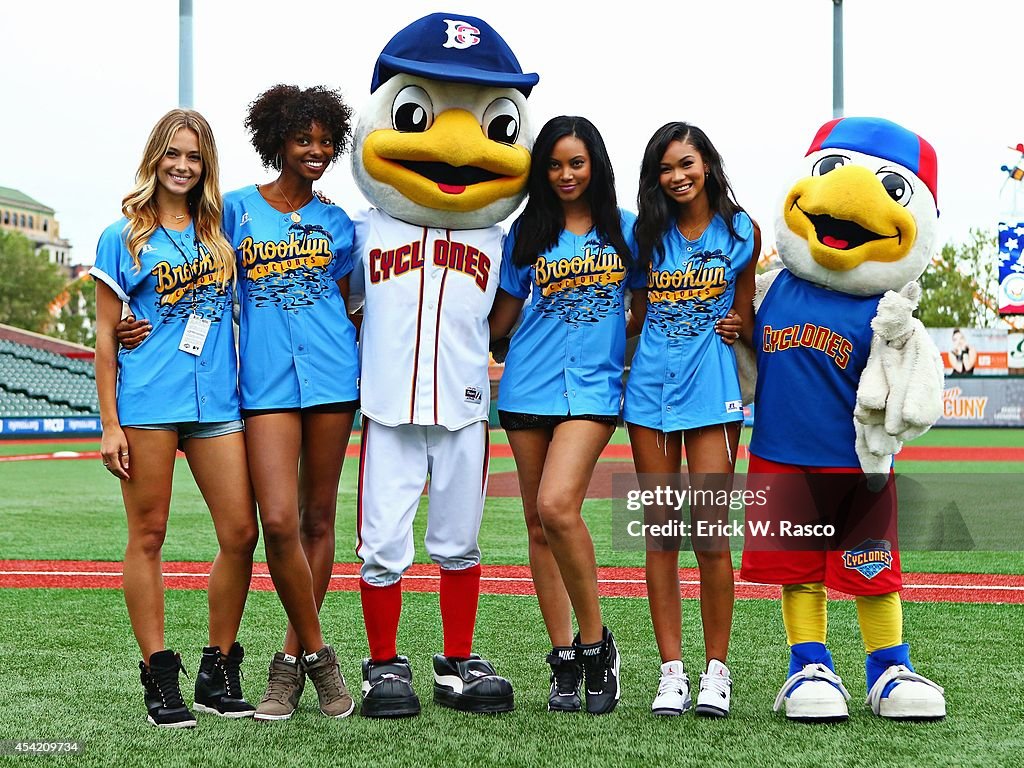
[497,410,618,432]
[241,399,359,417]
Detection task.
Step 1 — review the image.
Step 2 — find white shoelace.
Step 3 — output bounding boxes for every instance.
[865,664,945,714]
[657,673,688,697]
[699,671,731,699]
[773,663,851,712]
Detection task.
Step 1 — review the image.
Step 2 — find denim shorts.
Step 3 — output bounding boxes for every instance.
[126,419,244,449]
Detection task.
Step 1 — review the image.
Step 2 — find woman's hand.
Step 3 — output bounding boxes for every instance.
[100,427,131,480]
[116,315,151,350]
[715,309,742,345]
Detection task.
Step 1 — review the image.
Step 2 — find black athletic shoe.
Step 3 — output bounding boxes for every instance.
[141,649,197,728]
[576,627,621,715]
[194,642,255,718]
[546,646,582,712]
[360,656,420,718]
[432,654,514,714]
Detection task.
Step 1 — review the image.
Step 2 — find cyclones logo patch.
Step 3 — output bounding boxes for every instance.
[842,539,894,580]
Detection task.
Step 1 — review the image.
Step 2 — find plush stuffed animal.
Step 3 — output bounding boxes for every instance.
[741,117,946,723]
[348,13,536,718]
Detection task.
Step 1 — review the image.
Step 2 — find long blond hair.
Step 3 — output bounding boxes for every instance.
[121,109,235,287]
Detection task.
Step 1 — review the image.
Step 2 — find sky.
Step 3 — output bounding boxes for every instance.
[3,0,1022,266]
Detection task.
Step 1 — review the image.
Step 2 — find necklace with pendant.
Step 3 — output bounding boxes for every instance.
[276,181,309,223]
[679,215,712,241]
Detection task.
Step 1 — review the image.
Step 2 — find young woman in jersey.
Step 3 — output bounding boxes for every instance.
[623,121,759,718]
[225,84,359,721]
[92,109,258,728]
[488,116,631,715]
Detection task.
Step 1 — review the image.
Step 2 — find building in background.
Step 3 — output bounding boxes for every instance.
[0,185,73,274]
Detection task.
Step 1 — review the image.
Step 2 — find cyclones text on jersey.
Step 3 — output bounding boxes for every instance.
[368,237,491,290]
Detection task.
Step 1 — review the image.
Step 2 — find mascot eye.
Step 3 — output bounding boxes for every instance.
[812,155,849,176]
[482,98,520,144]
[392,86,433,133]
[878,171,913,206]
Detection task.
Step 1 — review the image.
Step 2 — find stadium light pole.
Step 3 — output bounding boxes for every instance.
[179,0,194,108]
[833,0,844,118]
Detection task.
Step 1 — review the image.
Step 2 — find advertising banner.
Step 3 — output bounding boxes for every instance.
[927,327,1009,376]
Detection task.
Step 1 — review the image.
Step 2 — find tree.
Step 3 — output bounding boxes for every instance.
[51,276,96,347]
[0,230,66,333]
[917,229,999,328]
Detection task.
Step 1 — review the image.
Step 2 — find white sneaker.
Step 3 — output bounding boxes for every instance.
[695,659,731,718]
[866,664,945,721]
[651,660,691,716]
[773,663,851,723]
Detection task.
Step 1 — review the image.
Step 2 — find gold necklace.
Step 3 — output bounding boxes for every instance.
[276,181,310,224]
[679,215,712,241]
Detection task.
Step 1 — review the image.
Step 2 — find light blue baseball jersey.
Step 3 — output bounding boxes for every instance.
[623,211,754,431]
[497,209,641,416]
[222,186,359,409]
[750,269,879,467]
[90,218,240,425]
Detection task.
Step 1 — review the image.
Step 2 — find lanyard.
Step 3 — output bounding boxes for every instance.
[159,224,203,315]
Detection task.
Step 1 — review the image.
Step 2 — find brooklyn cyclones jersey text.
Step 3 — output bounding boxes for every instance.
[624,212,754,431]
[497,209,641,416]
[352,208,501,429]
[90,218,240,425]
[223,186,359,410]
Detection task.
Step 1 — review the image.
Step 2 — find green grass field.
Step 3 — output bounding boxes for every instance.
[1,429,1023,767]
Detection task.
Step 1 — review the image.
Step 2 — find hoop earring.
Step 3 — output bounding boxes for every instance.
[273,153,282,171]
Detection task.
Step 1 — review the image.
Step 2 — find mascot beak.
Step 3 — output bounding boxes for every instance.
[783,165,918,272]
[361,108,531,213]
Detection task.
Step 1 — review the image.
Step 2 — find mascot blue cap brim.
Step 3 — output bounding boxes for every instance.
[807,117,938,204]
[370,12,540,96]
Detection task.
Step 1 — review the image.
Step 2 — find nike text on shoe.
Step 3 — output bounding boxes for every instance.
[254,653,305,721]
[695,659,731,718]
[651,660,690,716]
[774,663,851,723]
[141,649,197,729]
[433,654,515,714]
[576,627,621,715]
[361,656,420,718]
[194,642,255,718]
[302,646,355,718]
[546,646,582,713]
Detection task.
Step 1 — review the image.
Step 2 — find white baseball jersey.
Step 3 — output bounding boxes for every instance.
[352,208,502,429]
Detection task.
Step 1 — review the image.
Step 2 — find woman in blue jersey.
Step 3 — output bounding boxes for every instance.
[226,85,359,721]
[489,116,631,715]
[92,109,258,728]
[624,122,759,719]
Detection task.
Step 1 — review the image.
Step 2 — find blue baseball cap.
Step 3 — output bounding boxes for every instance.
[371,13,539,96]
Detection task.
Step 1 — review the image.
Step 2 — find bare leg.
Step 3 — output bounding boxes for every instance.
[628,423,684,663]
[120,428,179,661]
[684,422,741,664]
[184,431,259,652]
[245,413,324,653]
[534,420,614,645]
[506,428,573,647]
[281,411,353,656]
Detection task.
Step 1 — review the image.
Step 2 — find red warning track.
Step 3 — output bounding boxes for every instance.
[2,444,1022,463]
[1,560,1021,604]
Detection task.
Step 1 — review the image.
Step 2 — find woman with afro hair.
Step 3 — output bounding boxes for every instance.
[224,84,360,721]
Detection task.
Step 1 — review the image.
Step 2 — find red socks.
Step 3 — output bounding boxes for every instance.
[361,565,482,660]
[440,564,481,658]
[360,579,402,662]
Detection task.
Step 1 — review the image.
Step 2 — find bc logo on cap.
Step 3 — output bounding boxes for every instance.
[443,19,481,50]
